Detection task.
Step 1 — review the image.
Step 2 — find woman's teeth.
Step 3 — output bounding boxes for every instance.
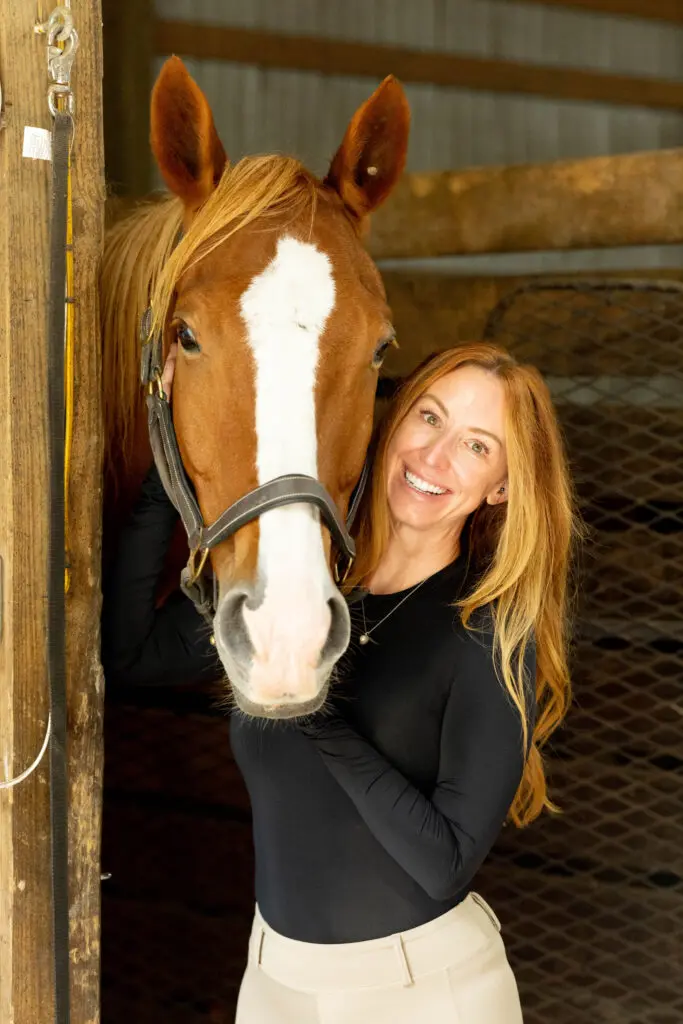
[404,469,447,495]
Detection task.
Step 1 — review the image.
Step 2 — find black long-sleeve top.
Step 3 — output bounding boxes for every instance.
[102,465,536,944]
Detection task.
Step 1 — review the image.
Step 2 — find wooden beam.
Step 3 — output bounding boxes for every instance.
[368,149,683,259]
[0,1,54,1018]
[0,2,105,1021]
[155,21,683,112]
[67,1,106,1021]
[493,0,683,27]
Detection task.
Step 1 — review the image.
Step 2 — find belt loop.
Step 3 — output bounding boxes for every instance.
[471,891,502,933]
[394,934,414,987]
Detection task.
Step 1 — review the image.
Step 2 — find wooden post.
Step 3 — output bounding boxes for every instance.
[0,2,105,1022]
[67,3,106,1019]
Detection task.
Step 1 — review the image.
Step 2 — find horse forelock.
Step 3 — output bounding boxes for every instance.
[149,155,323,339]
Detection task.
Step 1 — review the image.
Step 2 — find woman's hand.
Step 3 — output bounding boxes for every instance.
[161,342,178,399]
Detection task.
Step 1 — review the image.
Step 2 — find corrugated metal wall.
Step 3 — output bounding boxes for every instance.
[154,0,683,177]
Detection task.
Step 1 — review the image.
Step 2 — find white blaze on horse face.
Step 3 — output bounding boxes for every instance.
[236,235,337,700]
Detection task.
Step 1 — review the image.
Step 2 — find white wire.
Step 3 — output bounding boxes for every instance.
[0,715,52,790]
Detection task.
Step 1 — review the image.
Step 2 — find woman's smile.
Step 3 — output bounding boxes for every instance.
[402,464,452,498]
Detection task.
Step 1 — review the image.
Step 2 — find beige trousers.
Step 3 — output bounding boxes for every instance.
[235,893,524,1023]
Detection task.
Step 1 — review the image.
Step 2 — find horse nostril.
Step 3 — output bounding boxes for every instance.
[319,593,351,667]
[216,588,253,658]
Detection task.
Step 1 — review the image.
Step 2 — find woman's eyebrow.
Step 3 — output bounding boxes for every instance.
[468,427,503,446]
[422,393,449,417]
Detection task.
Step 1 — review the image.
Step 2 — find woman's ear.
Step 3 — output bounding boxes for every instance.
[486,481,508,506]
[324,75,410,223]
[151,56,227,212]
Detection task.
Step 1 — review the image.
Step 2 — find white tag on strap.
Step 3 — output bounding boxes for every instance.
[23,126,52,162]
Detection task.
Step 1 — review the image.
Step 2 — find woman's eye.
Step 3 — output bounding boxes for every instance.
[420,409,439,427]
[175,323,200,353]
[469,440,489,456]
[372,334,397,369]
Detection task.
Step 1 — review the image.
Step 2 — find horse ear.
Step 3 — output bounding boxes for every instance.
[150,56,227,210]
[324,76,410,221]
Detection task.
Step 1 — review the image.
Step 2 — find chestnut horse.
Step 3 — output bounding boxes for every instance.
[100,57,410,718]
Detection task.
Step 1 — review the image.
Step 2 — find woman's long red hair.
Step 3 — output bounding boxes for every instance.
[346,343,581,826]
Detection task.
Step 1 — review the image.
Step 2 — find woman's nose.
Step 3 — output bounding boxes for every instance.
[422,439,450,470]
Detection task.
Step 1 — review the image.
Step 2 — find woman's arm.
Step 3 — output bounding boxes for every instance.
[101,462,220,687]
[301,626,535,901]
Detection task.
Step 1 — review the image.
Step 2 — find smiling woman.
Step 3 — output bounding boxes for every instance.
[346,341,580,824]
[227,341,581,1023]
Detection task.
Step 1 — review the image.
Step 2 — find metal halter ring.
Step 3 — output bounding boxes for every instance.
[187,546,210,586]
[148,371,166,400]
[47,83,75,117]
[334,553,354,585]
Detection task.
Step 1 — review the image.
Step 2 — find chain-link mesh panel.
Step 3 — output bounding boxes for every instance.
[480,280,683,1024]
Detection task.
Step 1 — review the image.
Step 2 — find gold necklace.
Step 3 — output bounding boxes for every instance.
[359,577,429,646]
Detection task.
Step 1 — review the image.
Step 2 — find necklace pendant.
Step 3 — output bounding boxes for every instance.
[359,633,371,645]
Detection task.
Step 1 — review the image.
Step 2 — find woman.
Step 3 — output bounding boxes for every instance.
[102,341,578,1023]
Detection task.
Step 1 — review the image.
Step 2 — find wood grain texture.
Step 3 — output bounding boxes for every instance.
[155,21,683,112]
[67,2,106,1021]
[0,2,54,1020]
[0,2,105,1021]
[369,151,683,258]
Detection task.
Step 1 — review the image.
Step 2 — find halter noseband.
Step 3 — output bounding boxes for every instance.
[139,306,368,624]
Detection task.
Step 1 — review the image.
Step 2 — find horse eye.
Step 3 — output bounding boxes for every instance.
[176,322,201,353]
[372,334,397,369]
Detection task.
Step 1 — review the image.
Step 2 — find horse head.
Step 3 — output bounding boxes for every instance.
[132,57,409,717]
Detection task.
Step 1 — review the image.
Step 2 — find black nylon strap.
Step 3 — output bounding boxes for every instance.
[146,392,204,548]
[200,474,356,559]
[47,110,72,1024]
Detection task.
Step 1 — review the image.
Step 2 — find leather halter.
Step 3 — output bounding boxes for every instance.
[139,306,369,623]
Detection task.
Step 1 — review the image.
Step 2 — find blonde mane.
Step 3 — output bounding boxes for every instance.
[101,193,183,484]
[100,154,321,489]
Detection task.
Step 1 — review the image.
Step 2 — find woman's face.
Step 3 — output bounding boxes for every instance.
[385,365,508,537]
